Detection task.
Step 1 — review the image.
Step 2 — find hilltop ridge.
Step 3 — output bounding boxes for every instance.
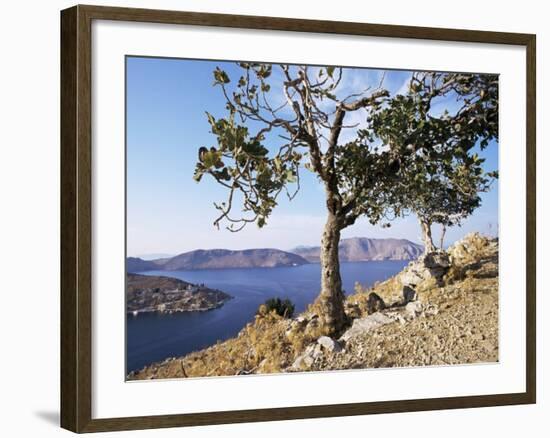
[128,248,308,272]
[127,237,423,272]
[292,237,423,263]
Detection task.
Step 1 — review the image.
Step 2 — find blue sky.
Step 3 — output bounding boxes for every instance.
[126,57,498,257]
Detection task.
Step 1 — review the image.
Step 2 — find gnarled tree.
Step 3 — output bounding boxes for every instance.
[194,64,404,335]
[369,72,499,254]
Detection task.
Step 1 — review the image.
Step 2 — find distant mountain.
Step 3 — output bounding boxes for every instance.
[127,239,422,272]
[137,253,174,261]
[127,249,309,272]
[127,257,162,272]
[162,249,309,270]
[292,237,423,263]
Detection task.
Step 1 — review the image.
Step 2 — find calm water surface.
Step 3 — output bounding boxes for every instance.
[126,260,408,373]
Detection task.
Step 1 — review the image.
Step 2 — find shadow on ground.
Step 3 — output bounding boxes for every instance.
[34,411,59,427]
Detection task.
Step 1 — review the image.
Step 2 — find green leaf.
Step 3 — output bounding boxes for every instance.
[285,169,297,183]
[192,170,203,182]
[213,67,230,85]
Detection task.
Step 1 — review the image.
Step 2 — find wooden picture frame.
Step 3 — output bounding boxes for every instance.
[61,4,536,433]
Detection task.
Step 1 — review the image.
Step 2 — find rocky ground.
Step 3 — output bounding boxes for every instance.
[128,233,498,380]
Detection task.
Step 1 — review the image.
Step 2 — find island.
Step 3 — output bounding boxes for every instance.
[126,273,232,314]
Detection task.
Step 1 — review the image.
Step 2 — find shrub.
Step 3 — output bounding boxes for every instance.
[260,297,295,318]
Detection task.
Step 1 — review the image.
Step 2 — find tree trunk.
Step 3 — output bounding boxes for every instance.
[420,218,436,254]
[316,213,347,336]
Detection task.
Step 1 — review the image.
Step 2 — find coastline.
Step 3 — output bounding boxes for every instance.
[127,297,232,316]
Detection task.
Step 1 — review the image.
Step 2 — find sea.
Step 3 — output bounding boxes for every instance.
[126,260,408,373]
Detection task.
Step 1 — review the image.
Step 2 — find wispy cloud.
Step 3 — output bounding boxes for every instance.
[395,76,411,95]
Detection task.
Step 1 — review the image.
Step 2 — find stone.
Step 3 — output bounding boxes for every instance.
[423,251,451,285]
[424,251,451,269]
[340,312,394,342]
[301,355,314,367]
[405,301,424,319]
[399,265,426,287]
[310,343,323,359]
[291,347,316,370]
[366,292,386,314]
[317,336,343,353]
[402,285,417,303]
[447,233,492,265]
[399,251,451,288]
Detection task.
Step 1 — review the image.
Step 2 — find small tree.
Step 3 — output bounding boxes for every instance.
[260,297,295,319]
[194,64,404,335]
[369,72,498,254]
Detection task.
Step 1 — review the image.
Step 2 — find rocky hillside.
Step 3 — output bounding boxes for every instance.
[128,233,498,379]
[161,248,308,270]
[127,257,162,272]
[127,248,309,272]
[292,237,423,263]
[127,273,232,314]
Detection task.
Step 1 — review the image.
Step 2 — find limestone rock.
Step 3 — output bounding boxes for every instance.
[448,232,492,265]
[291,343,321,370]
[340,312,394,342]
[398,250,450,288]
[310,343,324,359]
[405,301,424,319]
[317,336,343,353]
[424,251,451,269]
[424,251,451,283]
[292,353,314,370]
[399,264,426,287]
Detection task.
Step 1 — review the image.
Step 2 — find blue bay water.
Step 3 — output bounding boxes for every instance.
[126,260,408,373]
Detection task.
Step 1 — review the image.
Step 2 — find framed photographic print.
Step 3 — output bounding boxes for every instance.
[60,4,536,433]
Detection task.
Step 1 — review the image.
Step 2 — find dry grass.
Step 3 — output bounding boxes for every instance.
[129,307,329,379]
[346,274,406,316]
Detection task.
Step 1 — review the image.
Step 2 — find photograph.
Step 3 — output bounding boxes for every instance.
[125,58,500,380]
[0,0,542,435]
